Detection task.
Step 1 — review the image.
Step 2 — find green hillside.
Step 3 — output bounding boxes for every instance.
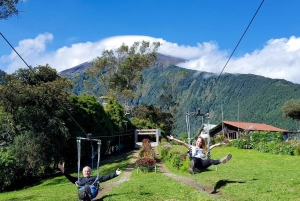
[64,63,300,135]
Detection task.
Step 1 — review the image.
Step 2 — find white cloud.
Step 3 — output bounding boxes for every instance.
[1,33,300,84]
[177,36,300,84]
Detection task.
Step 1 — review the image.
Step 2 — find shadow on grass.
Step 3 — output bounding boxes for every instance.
[211,179,247,194]
[6,195,35,201]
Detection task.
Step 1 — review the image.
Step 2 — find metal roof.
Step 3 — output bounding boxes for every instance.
[223,120,288,132]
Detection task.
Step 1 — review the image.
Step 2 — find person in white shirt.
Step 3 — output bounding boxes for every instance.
[167,135,232,174]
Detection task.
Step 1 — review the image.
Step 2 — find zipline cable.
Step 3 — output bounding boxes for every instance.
[216,0,265,83]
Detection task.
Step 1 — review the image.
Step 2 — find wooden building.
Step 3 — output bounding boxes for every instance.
[209,120,289,140]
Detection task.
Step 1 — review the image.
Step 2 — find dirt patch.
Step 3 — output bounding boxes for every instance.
[94,148,221,200]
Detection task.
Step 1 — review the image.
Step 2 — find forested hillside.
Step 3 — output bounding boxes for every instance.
[62,57,300,135]
[139,66,300,134]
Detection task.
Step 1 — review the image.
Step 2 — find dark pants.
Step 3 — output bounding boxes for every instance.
[193,157,220,169]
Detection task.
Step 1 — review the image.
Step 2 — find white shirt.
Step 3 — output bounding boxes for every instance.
[190,145,205,159]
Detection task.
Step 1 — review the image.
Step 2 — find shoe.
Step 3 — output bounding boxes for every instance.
[189,159,195,174]
[78,190,85,200]
[84,185,91,200]
[78,186,91,201]
[220,154,232,164]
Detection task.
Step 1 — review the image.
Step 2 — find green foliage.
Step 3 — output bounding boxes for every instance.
[104,97,128,132]
[160,144,188,171]
[231,131,300,156]
[0,107,14,146]
[0,69,6,85]
[130,118,156,129]
[179,155,190,172]
[85,41,160,102]
[0,65,74,189]
[0,148,16,191]
[282,99,300,121]
[67,94,114,135]
[130,104,173,137]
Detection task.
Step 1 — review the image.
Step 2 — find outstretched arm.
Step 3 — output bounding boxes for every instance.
[98,168,121,183]
[57,163,77,184]
[167,135,189,149]
[209,141,229,150]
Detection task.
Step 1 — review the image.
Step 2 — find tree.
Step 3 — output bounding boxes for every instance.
[104,97,128,133]
[0,106,14,146]
[86,41,160,102]
[0,69,6,85]
[0,65,73,175]
[282,99,300,121]
[131,104,173,137]
[0,0,20,19]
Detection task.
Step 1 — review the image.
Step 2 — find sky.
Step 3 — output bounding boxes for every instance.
[1,0,300,84]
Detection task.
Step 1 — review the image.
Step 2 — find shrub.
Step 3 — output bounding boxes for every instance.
[136,138,156,173]
[160,144,172,160]
[136,158,156,168]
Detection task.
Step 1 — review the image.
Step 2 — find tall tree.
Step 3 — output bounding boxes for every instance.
[0,65,73,174]
[0,0,20,19]
[86,41,160,102]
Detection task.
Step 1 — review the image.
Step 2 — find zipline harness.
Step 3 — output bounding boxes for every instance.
[76,133,102,188]
[186,109,214,191]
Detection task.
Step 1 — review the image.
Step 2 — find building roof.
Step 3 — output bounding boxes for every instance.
[223,120,288,132]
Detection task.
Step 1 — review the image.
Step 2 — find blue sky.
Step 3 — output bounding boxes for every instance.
[1,0,300,83]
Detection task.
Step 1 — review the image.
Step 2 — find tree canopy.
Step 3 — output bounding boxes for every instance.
[0,65,73,182]
[282,99,300,121]
[0,0,20,19]
[86,41,160,102]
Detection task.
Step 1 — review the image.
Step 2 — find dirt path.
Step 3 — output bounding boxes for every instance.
[94,148,220,200]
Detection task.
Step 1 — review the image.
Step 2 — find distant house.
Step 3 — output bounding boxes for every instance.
[209,120,289,140]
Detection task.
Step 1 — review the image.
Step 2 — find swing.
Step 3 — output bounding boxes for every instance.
[186,109,215,191]
[76,133,102,199]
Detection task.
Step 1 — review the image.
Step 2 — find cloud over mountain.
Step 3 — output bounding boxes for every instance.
[1,33,300,84]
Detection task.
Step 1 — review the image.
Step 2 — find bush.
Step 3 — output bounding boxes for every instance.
[136,138,156,173]
[0,148,17,192]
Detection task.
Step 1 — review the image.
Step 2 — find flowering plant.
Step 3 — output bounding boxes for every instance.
[136,157,156,168]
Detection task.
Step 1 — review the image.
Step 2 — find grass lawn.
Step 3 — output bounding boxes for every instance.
[1,146,300,201]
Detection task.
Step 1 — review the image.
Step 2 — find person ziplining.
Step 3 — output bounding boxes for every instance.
[167,135,232,174]
[58,163,121,201]
[57,134,121,201]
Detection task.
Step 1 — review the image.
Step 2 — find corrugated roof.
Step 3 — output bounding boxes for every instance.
[223,120,288,132]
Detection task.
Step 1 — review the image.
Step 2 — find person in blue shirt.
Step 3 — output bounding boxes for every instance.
[58,163,121,201]
[167,135,232,174]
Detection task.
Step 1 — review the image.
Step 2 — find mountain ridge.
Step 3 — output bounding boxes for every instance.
[60,54,300,134]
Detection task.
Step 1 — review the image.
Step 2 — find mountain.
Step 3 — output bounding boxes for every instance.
[59,53,186,78]
[59,61,92,77]
[59,54,300,135]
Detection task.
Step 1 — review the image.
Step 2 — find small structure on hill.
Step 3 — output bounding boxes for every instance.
[135,129,161,148]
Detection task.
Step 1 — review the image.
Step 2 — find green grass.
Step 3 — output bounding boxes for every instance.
[1,147,300,201]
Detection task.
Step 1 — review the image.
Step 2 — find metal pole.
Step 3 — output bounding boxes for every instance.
[186,112,191,147]
[206,113,211,159]
[76,139,81,182]
[96,140,101,178]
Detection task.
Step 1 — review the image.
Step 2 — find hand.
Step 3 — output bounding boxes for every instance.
[116,168,121,175]
[58,163,65,173]
[167,135,174,140]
